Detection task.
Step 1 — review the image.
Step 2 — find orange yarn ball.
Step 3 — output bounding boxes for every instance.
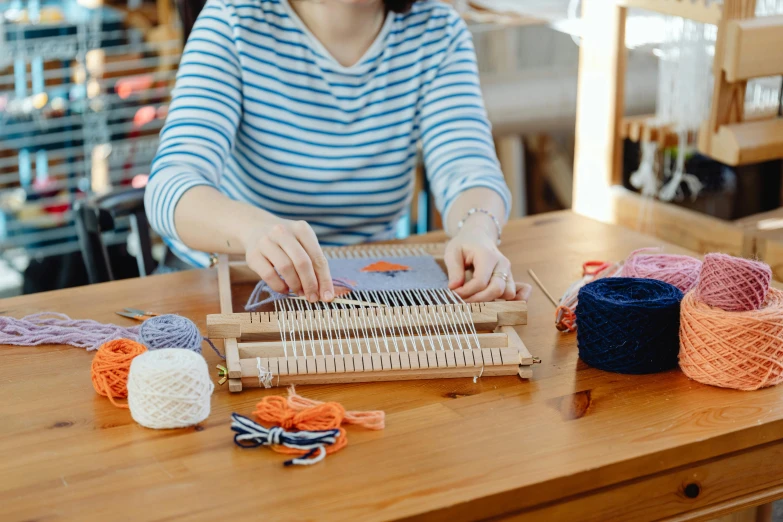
[679,288,783,391]
[91,339,147,408]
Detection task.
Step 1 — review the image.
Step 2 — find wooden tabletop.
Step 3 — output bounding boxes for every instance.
[3,211,783,522]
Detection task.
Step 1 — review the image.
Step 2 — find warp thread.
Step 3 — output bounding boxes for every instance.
[576,278,684,374]
[621,248,702,293]
[139,314,224,359]
[693,253,772,312]
[233,391,385,465]
[91,339,147,408]
[245,278,358,310]
[0,313,139,351]
[679,287,783,391]
[230,414,341,466]
[127,348,215,429]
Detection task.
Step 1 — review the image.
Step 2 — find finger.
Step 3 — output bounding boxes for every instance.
[502,275,516,301]
[247,251,288,294]
[292,221,334,301]
[455,254,497,299]
[467,271,507,303]
[275,232,319,302]
[516,282,533,302]
[444,243,465,290]
[261,237,303,296]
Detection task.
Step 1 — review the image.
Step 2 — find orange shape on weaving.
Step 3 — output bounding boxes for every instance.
[361,260,410,273]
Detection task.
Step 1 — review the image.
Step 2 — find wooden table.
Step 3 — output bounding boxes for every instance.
[3,211,783,522]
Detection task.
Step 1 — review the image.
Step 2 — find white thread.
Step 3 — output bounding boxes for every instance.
[256,357,273,389]
[473,365,485,384]
[127,348,214,429]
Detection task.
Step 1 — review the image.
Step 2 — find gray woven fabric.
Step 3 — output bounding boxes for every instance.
[328,256,448,291]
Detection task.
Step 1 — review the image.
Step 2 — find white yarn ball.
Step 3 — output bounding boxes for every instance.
[127,348,214,429]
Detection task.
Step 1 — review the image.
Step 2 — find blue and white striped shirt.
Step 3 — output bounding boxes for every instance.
[145,0,511,267]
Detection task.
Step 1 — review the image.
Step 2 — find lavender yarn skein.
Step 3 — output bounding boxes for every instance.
[0,313,139,351]
[139,315,205,354]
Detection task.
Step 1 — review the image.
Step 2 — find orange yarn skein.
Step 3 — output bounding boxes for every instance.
[679,288,783,391]
[253,396,348,456]
[91,339,147,408]
[285,385,385,430]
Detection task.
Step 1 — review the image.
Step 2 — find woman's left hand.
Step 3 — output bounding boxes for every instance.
[444,229,516,303]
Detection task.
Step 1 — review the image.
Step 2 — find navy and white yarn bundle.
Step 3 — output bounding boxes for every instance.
[230,413,341,467]
[576,278,684,374]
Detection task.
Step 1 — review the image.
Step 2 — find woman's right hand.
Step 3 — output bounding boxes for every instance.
[242,219,334,302]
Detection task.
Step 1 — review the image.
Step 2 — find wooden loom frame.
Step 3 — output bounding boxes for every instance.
[572,0,783,256]
[207,243,534,392]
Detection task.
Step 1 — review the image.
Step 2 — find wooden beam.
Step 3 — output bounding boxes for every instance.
[572,0,627,222]
[724,15,783,81]
[610,186,745,256]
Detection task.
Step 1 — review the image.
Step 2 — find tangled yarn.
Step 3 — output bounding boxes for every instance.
[576,278,684,374]
[0,313,139,351]
[127,348,214,429]
[245,278,358,310]
[235,391,386,465]
[139,314,223,358]
[621,248,702,293]
[91,339,147,408]
[286,385,385,430]
[693,253,772,312]
[254,395,348,460]
[679,288,783,391]
[230,414,341,466]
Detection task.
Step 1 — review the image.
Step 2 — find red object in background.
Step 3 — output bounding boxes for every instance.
[132,174,149,189]
[116,75,154,100]
[133,106,157,128]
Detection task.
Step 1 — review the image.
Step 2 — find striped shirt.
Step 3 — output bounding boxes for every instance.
[145,0,511,267]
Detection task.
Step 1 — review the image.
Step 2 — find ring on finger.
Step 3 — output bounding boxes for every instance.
[491,270,509,283]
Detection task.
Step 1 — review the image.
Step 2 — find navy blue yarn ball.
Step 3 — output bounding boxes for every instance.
[576,277,684,374]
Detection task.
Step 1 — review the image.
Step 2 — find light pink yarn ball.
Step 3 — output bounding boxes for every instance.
[694,253,772,312]
[621,249,702,293]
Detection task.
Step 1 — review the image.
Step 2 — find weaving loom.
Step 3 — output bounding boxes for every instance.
[207,244,533,392]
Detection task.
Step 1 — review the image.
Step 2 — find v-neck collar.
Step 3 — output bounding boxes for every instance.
[279,0,394,74]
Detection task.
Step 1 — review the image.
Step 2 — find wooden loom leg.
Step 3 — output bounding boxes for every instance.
[496,134,526,218]
[225,337,242,386]
[497,325,533,365]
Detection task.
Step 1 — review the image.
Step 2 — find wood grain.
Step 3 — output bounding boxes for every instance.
[3,212,783,521]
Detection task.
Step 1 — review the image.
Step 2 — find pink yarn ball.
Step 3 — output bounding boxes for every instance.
[694,253,772,312]
[621,249,702,293]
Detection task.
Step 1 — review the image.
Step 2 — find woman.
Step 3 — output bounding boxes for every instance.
[146,0,516,303]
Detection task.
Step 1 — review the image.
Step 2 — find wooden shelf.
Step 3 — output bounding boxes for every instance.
[621,115,696,148]
[703,118,783,166]
[724,15,783,81]
[618,0,722,25]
